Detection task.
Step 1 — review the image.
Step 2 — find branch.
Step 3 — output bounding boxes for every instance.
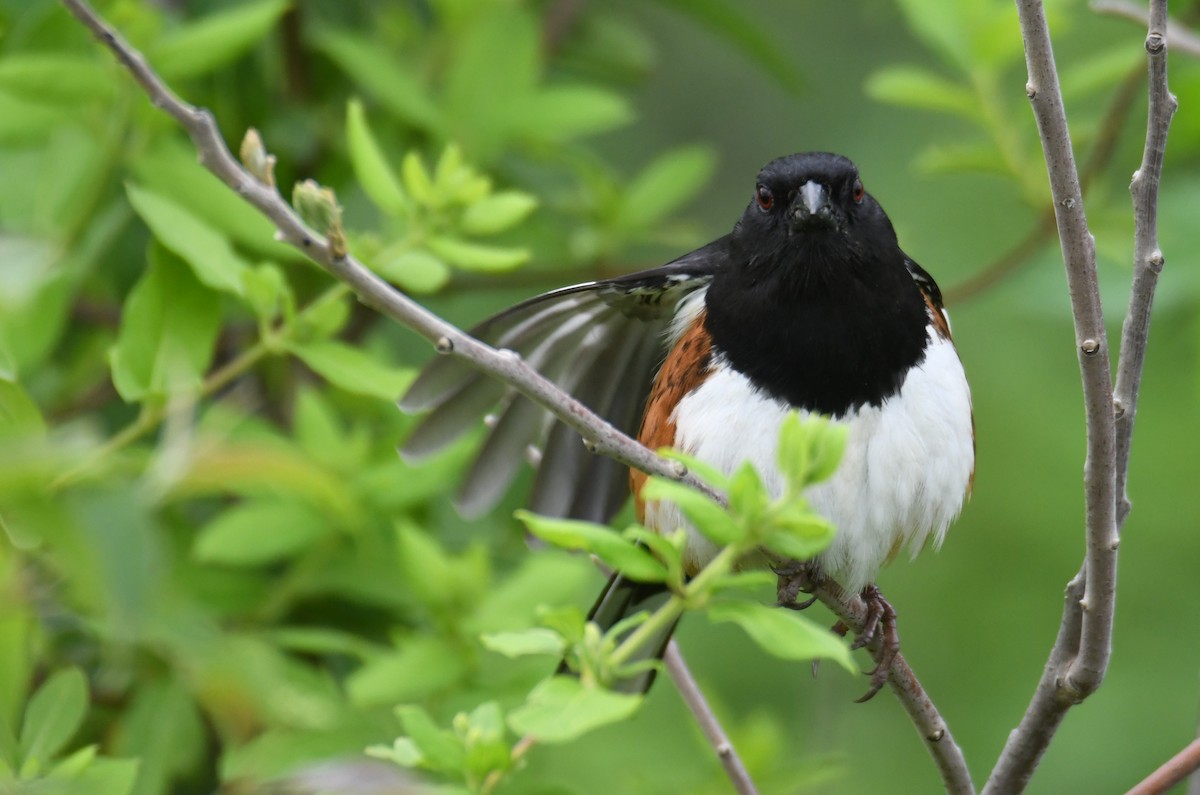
[986,1,1173,790]
[1113,0,1176,526]
[60,1,973,791]
[663,642,759,795]
[1092,0,1200,57]
[1126,739,1200,795]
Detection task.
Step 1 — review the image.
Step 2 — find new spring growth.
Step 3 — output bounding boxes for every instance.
[292,179,347,259]
[239,128,276,188]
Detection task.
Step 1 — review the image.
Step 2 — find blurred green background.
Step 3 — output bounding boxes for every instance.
[2,0,1199,793]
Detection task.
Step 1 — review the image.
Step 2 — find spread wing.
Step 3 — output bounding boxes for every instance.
[399,237,728,523]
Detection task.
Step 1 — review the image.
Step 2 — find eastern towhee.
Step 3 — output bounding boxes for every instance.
[401,152,975,697]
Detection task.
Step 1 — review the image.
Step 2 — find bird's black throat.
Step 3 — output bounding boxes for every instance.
[703,237,930,417]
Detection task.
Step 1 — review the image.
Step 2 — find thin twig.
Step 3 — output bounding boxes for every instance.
[1113,0,1176,526]
[986,1,1172,791]
[663,641,759,795]
[1126,739,1200,795]
[60,1,975,791]
[1093,0,1200,57]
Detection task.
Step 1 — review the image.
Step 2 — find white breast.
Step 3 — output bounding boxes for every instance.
[643,330,974,593]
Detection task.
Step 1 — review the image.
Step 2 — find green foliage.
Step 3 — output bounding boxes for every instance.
[3,1,1194,794]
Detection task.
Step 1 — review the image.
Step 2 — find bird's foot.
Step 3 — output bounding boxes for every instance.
[772,559,821,610]
[850,584,900,703]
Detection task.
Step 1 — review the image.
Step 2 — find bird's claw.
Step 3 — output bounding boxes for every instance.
[850,584,900,703]
[773,559,820,608]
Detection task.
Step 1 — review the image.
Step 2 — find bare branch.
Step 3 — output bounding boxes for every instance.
[1113,0,1177,526]
[1126,738,1200,795]
[60,0,974,791]
[1016,0,1118,698]
[1092,0,1200,57]
[663,642,759,795]
[987,0,1173,790]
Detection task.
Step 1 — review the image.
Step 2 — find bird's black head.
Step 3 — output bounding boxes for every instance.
[707,152,931,415]
[730,152,898,271]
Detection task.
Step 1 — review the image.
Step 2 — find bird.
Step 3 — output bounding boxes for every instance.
[399,151,975,699]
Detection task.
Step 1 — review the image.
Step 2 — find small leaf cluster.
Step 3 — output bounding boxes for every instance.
[347,100,539,292]
[865,0,1142,205]
[0,669,137,795]
[371,414,856,785]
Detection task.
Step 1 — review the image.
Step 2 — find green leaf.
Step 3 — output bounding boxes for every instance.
[401,152,437,207]
[726,461,768,519]
[346,99,408,216]
[1061,47,1143,101]
[707,600,856,673]
[461,192,538,236]
[480,628,566,659]
[620,526,684,576]
[46,743,97,781]
[654,0,803,96]
[242,262,290,322]
[194,499,331,566]
[19,668,88,770]
[804,419,847,485]
[110,677,203,795]
[126,183,246,296]
[131,140,299,262]
[427,236,529,273]
[0,54,112,105]
[515,85,633,143]
[366,737,423,768]
[462,702,511,783]
[288,340,414,400]
[296,293,350,340]
[154,0,292,80]
[640,477,741,545]
[369,246,451,294]
[108,245,221,402]
[394,521,456,608]
[292,387,368,472]
[313,29,442,131]
[0,381,42,439]
[708,570,777,594]
[508,676,642,743]
[516,511,667,583]
[864,65,980,120]
[617,146,716,231]
[776,413,846,488]
[760,509,836,561]
[0,93,72,143]
[914,141,1009,177]
[346,637,469,707]
[395,705,465,773]
[51,756,140,795]
[443,5,540,153]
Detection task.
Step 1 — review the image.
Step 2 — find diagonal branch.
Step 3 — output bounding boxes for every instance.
[1126,738,1200,795]
[59,0,974,792]
[985,1,1172,791]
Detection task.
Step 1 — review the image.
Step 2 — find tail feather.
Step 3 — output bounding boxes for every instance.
[563,572,678,694]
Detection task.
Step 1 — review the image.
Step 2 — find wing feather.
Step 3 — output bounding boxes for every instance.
[399,237,728,522]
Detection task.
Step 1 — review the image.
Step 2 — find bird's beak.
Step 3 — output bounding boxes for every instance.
[792,181,834,230]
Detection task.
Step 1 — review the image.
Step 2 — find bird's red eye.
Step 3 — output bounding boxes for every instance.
[852,178,865,203]
[755,185,774,211]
